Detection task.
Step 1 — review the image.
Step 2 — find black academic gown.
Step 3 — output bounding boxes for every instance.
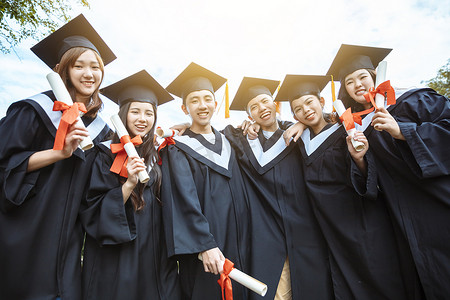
[298,124,410,300]
[160,128,250,300]
[0,91,110,300]
[360,88,450,300]
[80,142,181,300]
[223,126,333,300]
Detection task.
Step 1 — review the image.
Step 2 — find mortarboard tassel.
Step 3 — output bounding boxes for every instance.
[274,82,282,115]
[225,81,230,118]
[330,75,337,113]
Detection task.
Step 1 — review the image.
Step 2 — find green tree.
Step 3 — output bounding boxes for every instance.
[0,0,89,54]
[423,59,450,98]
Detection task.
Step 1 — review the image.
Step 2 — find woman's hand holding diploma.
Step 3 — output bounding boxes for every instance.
[347,130,369,175]
[122,156,146,203]
[371,107,405,140]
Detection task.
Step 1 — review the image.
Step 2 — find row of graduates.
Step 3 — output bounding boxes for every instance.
[1,13,449,300]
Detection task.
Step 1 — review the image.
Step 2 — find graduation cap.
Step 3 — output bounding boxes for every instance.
[229,77,280,111]
[165,62,227,100]
[274,75,329,103]
[326,44,392,81]
[101,70,173,107]
[31,14,116,69]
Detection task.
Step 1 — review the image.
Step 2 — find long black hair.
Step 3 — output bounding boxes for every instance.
[111,101,162,211]
[337,68,376,112]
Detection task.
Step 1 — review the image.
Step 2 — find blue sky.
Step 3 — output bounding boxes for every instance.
[1,0,449,129]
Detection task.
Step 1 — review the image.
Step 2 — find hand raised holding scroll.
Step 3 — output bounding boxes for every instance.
[371,107,405,140]
[62,119,89,158]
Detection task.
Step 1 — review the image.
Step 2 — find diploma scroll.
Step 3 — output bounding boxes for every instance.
[110,114,150,183]
[333,100,365,152]
[374,61,387,109]
[156,127,179,138]
[198,253,268,297]
[46,72,93,150]
[374,61,387,131]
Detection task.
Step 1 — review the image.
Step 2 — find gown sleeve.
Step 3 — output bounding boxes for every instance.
[349,150,378,200]
[222,124,242,143]
[160,145,217,258]
[0,104,43,212]
[80,148,137,246]
[278,120,294,130]
[394,89,450,178]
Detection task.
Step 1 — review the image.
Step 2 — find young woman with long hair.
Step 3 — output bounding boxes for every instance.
[80,70,181,300]
[328,44,450,299]
[0,14,115,300]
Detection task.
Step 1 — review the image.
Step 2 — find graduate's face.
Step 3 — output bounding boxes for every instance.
[247,94,277,130]
[182,90,217,127]
[126,102,155,138]
[291,95,327,131]
[68,49,103,103]
[344,69,375,108]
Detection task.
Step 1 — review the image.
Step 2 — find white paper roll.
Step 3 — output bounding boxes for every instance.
[46,72,93,150]
[110,115,129,138]
[375,61,387,88]
[347,128,365,152]
[198,253,268,296]
[333,99,347,116]
[229,268,268,296]
[110,114,150,183]
[375,61,388,109]
[374,61,388,130]
[156,127,179,138]
[333,100,365,152]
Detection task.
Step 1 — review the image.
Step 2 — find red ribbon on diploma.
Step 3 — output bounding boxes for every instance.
[339,107,358,131]
[363,80,396,110]
[52,101,87,150]
[218,258,234,300]
[157,136,175,165]
[352,107,375,124]
[110,135,143,177]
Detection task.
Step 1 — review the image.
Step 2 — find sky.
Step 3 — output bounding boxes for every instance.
[1,0,449,129]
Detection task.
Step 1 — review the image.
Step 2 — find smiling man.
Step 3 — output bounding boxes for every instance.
[160,62,250,300]
[223,77,333,300]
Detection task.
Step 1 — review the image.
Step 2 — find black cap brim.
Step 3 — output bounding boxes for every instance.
[31,14,116,68]
[165,62,227,100]
[101,70,173,107]
[229,77,280,111]
[326,44,392,81]
[274,75,329,102]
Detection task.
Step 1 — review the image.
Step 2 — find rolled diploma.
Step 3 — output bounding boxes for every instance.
[110,114,150,183]
[333,100,365,152]
[156,127,179,138]
[228,267,268,297]
[46,72,93,150]
[374,61,387,109]
[198,253,268,297]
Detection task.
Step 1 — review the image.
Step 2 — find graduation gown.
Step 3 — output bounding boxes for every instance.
[160,128,250,300]
[358,88,450,299]
[298,123,410,300]
[0,91,110,300]
[223,125,333,300]
[80,142,181,300]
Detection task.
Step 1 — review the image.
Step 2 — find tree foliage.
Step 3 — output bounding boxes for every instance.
[423,59,450,98]
[0,0,89,54]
